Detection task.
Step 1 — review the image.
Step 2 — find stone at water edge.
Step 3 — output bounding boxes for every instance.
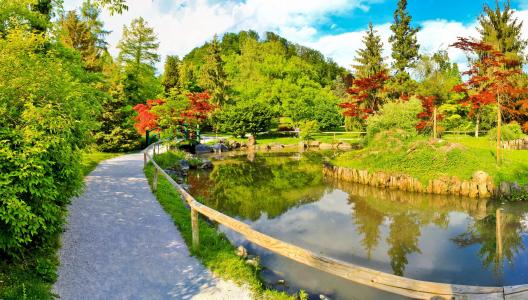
[212,143,229,152]
[235,245,248,259]
[200,159,213,169]
[195,144,213,154]
[245,256,260,267]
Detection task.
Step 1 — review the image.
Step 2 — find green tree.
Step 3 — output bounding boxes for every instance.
[0,27,99,255]
[389,0,420,87]
[478,0,527,64]
[198,35,229,105]
[59,10,101,71]
[117,17,160,67]
[161,55,181,93]
[354,23,386,78]
[415,51,462,138]
[216,101,274,138]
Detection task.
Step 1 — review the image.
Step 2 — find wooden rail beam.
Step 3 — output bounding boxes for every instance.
[142,142,518,300]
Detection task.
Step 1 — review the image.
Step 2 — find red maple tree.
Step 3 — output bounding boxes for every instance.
[132,99,165,135]
[450,37,528,162]
[339,71,389,119]
[180,91,216,124]
[416,95,444,134]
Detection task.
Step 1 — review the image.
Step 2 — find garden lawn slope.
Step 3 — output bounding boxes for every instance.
[332,135,528,186]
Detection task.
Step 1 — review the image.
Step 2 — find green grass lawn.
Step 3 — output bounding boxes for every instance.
[332,134,528,186]
[144,156,295,300]
[0,151,122,300]
[81,151,122,176]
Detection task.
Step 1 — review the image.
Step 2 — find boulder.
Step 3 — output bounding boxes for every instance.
[500,182,511,196]
[212,143,229,152]
[473,171,491,198]
[178,159,190,171]
[308,141,321,147]
[235,245,248,258]
[200,159,213,169]
[468,182,479,198]
[195,144,213,154]
[319,143,333,150]
[338,142,353,150]
[460,181,470,197]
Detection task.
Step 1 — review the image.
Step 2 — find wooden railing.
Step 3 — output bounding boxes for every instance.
[143,142,527,300]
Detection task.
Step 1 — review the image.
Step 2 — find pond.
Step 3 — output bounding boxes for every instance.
[186,150,528,300]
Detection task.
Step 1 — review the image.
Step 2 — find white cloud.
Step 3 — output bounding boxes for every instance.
[62,1,528,73]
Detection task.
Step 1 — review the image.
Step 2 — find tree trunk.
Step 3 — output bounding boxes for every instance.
[433,106,437,140]
[496,103,502,164]
[475,112,480,138]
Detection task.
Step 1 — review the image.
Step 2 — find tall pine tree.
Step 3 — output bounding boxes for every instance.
[162,55,181,93]
[389,0,420,83]
[117,17,160,67]
[354,23,386,78]
[198,35,229,105]
[478,0,527,64]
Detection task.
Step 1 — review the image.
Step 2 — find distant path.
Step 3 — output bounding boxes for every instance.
[54,153,251,300]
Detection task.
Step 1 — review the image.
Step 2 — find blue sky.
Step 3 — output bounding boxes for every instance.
[64,0,528,71]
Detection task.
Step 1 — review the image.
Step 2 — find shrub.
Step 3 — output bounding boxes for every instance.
[366,98,422,144]
[487,122,525,141]
[216,101,275,138]
[299,120,320,141]
[0,29,96,256]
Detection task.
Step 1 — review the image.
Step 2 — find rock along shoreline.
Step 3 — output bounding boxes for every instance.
[323,164,524,199]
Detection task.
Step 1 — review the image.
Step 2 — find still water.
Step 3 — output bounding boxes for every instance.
[187,150,528,299]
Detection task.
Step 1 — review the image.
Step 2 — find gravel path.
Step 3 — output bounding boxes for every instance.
[54,153,252,300]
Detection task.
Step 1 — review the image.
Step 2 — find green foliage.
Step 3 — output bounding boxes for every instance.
[81,151,121,176]
[0,28,98,255]
[161,55,180,93]
[117,17,159,66]
[389,0,420,78]
[366,98,422,143]
[198,35,229,105]
[180,31,346,127]
[354,23,386,77]
[215,101,275,138]
[478,0,527,64]
[299,120,320,141]
[334,135,528,186]
[144,162,294,299]
[487,122,525,141]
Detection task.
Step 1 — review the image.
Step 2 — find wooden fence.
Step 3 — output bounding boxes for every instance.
[143,142,527,300]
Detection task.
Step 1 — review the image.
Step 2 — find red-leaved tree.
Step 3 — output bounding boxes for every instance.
[133,99,165,135]
[450,37,527,163]
[339,71,389,120]
[416,95,444,137]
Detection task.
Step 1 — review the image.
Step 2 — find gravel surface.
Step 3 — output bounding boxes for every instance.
[54,153,252,300]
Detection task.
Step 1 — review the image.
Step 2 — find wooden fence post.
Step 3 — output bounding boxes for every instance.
[143,152,147,167]
[191,208,200,251]
[153,168,158,192]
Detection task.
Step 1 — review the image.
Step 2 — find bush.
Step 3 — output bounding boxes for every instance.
[487,122,525,141]
[0,29,97,256]
[366,98,422,144]
[299,120,320,141]
[216,101,275,138]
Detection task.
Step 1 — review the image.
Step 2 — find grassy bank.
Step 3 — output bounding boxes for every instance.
[0,151,122,300]
[332,135,528,186]
[144,155,294,300]
[81,151,122,176]
[205,131,363,146]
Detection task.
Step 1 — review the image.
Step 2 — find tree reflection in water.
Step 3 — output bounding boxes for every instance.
[187,150,527,280]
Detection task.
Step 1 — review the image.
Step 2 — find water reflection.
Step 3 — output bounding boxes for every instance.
[187,151,528,299]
